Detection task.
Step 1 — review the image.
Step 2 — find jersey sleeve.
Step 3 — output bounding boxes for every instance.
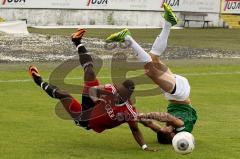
[125,103,138,124]
[104,84,117,94]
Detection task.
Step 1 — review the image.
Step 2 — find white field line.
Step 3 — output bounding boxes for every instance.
[0,71,240,83]
[32,25,183,30]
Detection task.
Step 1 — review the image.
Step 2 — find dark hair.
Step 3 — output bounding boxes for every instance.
[122,80,135,92]
[157,131,173,144]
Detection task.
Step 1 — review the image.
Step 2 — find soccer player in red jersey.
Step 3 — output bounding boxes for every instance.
[28,29,157,151]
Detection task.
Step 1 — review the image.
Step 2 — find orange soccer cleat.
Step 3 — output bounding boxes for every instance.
[71,28,87,41]
[28,65,41,79]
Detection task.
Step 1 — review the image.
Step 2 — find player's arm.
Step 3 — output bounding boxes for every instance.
[89,85,115,102]
[139,120,162,133]
[138,112,184,128]
[128,122,158,152]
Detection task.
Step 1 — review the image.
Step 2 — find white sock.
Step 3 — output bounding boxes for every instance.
[150,21,172,56]
[125,35,152,63]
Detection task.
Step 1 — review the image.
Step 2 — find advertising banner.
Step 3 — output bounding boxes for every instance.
[0,0,220,13]
[221,0,240,14]
[0,0,162,11]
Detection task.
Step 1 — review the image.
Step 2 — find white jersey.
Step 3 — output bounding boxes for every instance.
[163,74,191,101]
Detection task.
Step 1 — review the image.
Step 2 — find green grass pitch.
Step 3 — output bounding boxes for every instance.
[0,59,240,159]
[1,28,240,159]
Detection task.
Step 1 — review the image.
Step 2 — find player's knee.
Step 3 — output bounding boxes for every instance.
[145,69,157,80]
[84,67,96,81]
[56,90,72,99]
[149,53,159,62]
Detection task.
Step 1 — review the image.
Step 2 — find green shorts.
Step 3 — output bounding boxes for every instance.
[167,103,198,133]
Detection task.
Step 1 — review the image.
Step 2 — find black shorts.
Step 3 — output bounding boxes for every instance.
[77,94,95,128]
[75,79,100,128]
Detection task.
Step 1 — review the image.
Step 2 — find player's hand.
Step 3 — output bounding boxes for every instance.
[144,147,160,152]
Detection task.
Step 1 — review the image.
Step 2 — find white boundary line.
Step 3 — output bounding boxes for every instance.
[0,71,240,83]
[32,25,183,30]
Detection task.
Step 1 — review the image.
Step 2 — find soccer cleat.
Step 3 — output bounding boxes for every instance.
[106,28,131,43]
[71,28,87,42]
[162,3,178,26]
[28,66,41,79]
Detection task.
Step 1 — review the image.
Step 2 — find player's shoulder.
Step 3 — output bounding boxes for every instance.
[104,83,117,94]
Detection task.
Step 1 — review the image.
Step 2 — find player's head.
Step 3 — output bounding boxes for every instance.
[157,126,176,144]
[116,80,135,102]
[122,80,135,92]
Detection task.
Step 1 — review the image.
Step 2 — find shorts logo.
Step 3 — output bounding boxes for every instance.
[87,0,108,6]
[224,0,240,11]
[2,0,26,5]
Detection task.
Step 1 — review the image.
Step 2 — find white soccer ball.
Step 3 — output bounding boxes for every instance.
[172,131,195,155]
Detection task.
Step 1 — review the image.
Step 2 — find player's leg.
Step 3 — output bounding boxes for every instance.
[29,66,82,119]
[29,66,67,99]
[150,3,178,74]
[71,29,100,125]
[106,29,176,93]
[150,19,172,74]
[71,28,100,94]
[71,29,96,82]
[29,66,82,120]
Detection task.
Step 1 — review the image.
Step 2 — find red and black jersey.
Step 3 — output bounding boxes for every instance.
[89,84,137,133]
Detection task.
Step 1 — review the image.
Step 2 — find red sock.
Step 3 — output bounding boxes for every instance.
[69,99,82,113]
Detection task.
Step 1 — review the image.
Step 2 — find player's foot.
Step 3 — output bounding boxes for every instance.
[71,28,87,43]
[29,66,44,86]
[29,66,41,78]
[106,28,131,43]
[162,3,178,26]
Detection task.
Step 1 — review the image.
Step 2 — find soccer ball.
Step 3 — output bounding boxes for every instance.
[172,131,195,155]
